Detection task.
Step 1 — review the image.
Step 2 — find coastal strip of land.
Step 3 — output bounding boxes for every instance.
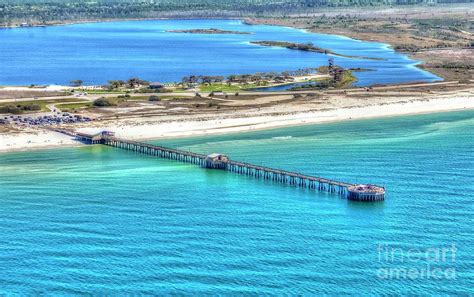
[251,41,386,61]
[244,5,474,82]
[1,83,472,153]
[1,5,473,153]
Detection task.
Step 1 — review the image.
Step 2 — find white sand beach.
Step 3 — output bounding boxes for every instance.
[1,92,472,153]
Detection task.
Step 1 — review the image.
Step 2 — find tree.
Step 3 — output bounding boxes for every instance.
[108,80,125,90]
[127,77,149,88]
[127,77,141,88]
[93,98,114,107]
[227,75,238,82]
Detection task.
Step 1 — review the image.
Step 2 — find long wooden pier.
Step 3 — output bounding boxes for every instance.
[70,131,385,201]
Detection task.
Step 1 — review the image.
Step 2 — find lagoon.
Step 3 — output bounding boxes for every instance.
[0,19,440,86]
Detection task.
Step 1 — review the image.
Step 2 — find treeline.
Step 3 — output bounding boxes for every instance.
[181,68,319,84]
[1,0,472,26]
[0,103,41,114]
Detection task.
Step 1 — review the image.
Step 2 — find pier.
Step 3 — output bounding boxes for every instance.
[70,131,385,201]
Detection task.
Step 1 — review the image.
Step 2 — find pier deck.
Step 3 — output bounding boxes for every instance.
[68,130,385,201]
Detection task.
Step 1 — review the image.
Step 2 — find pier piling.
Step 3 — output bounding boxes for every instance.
[67,131,384,201]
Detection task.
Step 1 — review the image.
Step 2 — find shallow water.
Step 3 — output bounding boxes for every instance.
[0,110,472,294]
[0,19,440,86]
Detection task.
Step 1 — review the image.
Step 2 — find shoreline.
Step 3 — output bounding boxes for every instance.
[0,16,448,83]
[0,17,244,30]
[105,106,474,144]
[242,20,446,81]
[1,96,472,154]
[1,14,471,154]
[2,3,469,29]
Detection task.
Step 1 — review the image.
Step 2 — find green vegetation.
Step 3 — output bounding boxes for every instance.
[159,95,191,100]
[304,13,473,50]
[102,78,172,93]
[107,80,126,90]
[116,95,152,101]
[93,98,115,107]
[126,77,149,88]
[129,96,152,100]
[318,66,357,88]
[335,69,357,88]
[1,1,469,27]
[290,67,357,90]
[251,41,386,60]
[85,90,125,94]
[56,95,159,111]
[105,78,150,91]
[91,95,154,107]
[252,41,334,54]
[0,103,40,114]
[148,95,161,101]
[57,102,92,111]
[199,83,260,92]
[182,67,335,92]
[0,98,88,114]
[135,88,173,94]
[182,68,318,88]
[117,94,131,99]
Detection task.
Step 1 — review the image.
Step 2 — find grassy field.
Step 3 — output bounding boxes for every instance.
[58,95,195,112]
[0,98,89,113]
[159,95,192,100]
[83,90,125,94]
[199,83,262,92]
[335,70,357,88]
[56,102,93,111]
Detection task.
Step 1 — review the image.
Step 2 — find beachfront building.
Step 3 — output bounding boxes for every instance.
[75,131,115,144]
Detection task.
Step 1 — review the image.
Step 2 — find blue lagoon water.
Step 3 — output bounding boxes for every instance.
[0,111,472,294]
[0,19,440,86]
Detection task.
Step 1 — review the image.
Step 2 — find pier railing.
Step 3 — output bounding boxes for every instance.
[64,130,384,201]
[103,136,359,198]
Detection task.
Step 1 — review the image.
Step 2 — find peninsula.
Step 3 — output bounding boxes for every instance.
[251,41,386,60]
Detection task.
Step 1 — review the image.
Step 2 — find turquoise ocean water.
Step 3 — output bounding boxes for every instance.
[0,19,440,86]
[0,111,472,294]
